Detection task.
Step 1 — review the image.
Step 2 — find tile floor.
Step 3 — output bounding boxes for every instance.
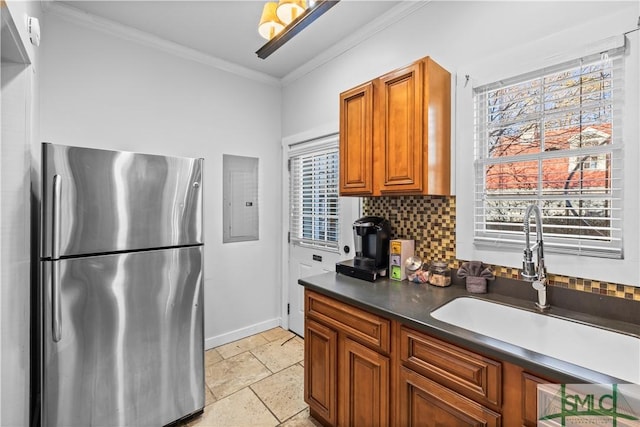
[181,327,322,427]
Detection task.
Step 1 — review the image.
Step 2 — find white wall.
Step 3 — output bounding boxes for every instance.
[282,1,640,285]
[1,1,41,426]
[39,13,283,348]
[283,1,637,137]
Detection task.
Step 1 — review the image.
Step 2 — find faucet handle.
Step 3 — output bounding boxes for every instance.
[532,280,546,291]
[532,280,550,310]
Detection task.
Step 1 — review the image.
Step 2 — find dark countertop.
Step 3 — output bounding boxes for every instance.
[299,271,640,385]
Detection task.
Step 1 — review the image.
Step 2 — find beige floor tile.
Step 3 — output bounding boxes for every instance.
[260,327,295,343]
[278,408,323,427]
[187,388,279,427]
[205,385,216,406]
[251,336,304,373]
[251,364,306,422]
[205,352,272,400]
[216,334,269,359]
[205,348,222,367]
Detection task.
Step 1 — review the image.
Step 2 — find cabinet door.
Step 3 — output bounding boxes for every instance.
[522,372,548,427]
[340,337,390,427]
[340,82,374,195]
[375,61,424,194]
[503,362,555,427]
[305,319,338,426]
[398,367,501,427]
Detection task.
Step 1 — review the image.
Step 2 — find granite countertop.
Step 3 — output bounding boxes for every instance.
[299,271,640,385]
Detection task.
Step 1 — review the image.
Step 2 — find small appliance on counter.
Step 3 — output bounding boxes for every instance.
[336,216,391,282]
[389,239,414,281]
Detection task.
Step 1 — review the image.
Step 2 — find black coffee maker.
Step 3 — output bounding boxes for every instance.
[336,216,391,282]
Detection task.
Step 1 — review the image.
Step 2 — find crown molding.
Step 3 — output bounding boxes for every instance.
[281,0,431,86]
[44,1,431,88]
[45,2,282,87]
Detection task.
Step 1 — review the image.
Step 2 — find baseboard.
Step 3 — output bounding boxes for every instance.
[204,317,282,350]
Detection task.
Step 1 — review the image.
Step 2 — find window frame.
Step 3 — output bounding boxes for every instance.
[455,31,639,286]
[289,139,341,252]
[472,48,624,259]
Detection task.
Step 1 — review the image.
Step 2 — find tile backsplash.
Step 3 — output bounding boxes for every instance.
[362,195,640,302]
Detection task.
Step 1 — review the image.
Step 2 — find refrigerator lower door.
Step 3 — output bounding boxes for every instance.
[42,246,204,427]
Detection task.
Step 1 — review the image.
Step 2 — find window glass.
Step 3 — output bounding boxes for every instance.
[474,49,623,258]
[290,148,340,250]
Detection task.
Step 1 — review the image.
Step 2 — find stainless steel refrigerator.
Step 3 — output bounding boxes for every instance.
[37,143,204,427]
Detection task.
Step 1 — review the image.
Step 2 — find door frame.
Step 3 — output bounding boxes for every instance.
[280,123,358,332]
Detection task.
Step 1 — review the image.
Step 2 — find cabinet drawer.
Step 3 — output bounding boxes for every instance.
[399,366,501,427]
[400,326,501,407]
[305,290,390,353]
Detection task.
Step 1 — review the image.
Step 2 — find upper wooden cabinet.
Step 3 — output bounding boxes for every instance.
[375,61,424,194]
[339,56,451,196]
[340,82,374,195]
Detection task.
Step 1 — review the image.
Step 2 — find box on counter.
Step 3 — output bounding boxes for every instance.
[389,239,415,281]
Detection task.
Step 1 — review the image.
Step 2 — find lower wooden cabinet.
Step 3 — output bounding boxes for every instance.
[305,318,337,426]
[304,289,557,427]
[304,290,391,427]
[522,372,547,427]
[398,366,501,427]
[340,338,389,427]
[500,363,552,427]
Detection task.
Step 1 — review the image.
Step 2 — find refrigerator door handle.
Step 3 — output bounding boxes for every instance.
[52,174,61,260]
[51,261,61,342]
[52,174,62,342]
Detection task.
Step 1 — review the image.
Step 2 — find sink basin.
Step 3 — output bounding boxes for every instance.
[430,297,640,383]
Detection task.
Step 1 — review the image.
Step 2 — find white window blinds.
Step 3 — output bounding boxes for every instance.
[289,143,340,250]
[473,45,625,258]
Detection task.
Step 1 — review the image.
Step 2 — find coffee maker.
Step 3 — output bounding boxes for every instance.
[336,216,391,282]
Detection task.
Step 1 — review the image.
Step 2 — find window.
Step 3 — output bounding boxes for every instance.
[289,146,340,250]
[473,46,624,258]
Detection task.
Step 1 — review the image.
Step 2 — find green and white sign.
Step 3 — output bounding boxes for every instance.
[538,384,640,426]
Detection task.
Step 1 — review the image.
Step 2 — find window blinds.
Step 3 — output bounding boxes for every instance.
[289,146,340,250]
[473,45,625,258]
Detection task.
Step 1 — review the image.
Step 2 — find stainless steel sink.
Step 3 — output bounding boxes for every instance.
[430,297,640,383]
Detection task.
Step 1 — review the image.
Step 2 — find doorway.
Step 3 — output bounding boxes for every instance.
[285,134,359,336]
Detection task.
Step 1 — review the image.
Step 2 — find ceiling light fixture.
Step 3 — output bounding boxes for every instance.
[258,2,285,41]
[256,0,340,60]
[276,0,307,26]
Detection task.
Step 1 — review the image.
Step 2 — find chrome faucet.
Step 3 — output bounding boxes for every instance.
[521,204,550,311]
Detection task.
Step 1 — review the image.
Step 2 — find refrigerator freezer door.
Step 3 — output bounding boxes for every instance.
[42,143,203,258]
[42,246,204,427]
